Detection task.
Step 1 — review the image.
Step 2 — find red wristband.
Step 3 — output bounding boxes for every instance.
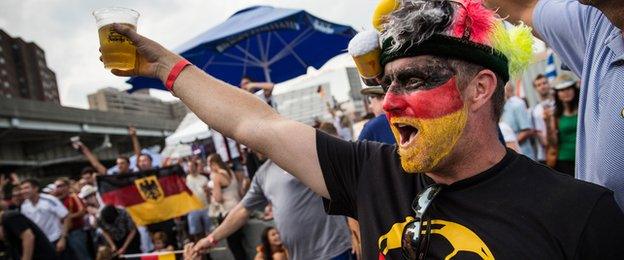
[165,60,191,92]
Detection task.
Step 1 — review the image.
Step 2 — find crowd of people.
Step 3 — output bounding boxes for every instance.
[3,0,624,259]
[499,73,580,176]
[0,80,362,260]
[0,127,351,260]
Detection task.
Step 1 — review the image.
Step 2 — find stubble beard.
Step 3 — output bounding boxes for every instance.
[393,105,469,174]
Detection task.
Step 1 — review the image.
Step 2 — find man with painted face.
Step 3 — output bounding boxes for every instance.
[105,1,624,259]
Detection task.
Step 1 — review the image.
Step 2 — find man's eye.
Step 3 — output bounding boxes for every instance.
[406,78,425,89]
[380,79,392,92]
[381,78,391,86]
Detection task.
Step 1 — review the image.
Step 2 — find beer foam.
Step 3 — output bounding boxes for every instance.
[348,30,380,56]
[93,7,139,28]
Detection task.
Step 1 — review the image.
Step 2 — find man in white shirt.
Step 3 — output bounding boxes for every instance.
[530,74,554,164]
[185,158,211,242]
[499,121,521,153]
[501,84,536,159]
[210,129,243,168]
[19,179,72,259]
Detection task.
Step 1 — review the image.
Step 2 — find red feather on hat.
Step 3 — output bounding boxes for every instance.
[452,0,496,45]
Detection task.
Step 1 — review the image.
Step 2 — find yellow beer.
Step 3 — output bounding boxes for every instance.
[93,7,139,71]
[98,23,136,70]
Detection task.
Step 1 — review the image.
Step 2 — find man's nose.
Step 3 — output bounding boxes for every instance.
[383,92,409,116]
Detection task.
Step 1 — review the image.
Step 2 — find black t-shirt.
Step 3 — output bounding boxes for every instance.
[316,131,624,260]
[1,211,58,260]
[0,240,10,260]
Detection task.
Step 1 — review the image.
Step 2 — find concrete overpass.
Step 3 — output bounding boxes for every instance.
[0,97,179,178]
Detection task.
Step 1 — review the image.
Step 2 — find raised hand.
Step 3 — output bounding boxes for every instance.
[128,126,137,136]
[100,24,183,81]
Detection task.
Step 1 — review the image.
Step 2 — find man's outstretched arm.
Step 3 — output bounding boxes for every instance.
[193,203,250,252]
[109,24,329,198]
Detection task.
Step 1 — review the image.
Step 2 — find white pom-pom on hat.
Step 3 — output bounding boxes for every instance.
[348,30,381,56]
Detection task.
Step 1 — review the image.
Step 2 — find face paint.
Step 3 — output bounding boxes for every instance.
[384,77,464,118]
[383,77,468,173]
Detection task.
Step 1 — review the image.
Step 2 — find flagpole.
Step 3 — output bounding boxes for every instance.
[119,247,227,258]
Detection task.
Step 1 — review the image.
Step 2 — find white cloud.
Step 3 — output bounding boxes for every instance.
[0,0,376,108]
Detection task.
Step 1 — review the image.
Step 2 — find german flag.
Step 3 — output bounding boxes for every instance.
[138,253,175,260]
[118,251,178,260]
[138,252,175,260]
[96,165,203,226]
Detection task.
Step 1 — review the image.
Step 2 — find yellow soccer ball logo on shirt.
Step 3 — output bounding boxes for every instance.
[378,217,494,259]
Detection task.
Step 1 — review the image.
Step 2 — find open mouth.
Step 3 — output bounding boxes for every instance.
[394,123,419,146]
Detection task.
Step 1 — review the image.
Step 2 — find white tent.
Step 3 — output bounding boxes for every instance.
[166,113,211,145]
[161,113,212,158]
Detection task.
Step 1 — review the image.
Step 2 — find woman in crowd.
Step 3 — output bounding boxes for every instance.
[545,75,579,177]
[254,227,288,260]
[208,153,242,216]
[207,153,246,260]
[97,205,141,260]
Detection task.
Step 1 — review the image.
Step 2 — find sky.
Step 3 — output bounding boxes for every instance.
[0,0,377,108]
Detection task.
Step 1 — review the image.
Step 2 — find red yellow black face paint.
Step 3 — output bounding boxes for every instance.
[383,77,468,173]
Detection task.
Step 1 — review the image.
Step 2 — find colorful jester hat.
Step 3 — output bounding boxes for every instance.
[348,0,533,84]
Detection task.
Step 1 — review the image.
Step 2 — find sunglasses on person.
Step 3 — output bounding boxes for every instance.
[401,184,443,259]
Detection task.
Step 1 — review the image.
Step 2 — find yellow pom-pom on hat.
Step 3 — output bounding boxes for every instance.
[372,0,400,31]
[489,21,534,77]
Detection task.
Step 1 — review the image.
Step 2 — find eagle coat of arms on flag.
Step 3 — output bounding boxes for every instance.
[135,175,165,203]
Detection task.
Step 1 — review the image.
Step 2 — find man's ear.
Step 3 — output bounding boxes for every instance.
[467,70,497,113]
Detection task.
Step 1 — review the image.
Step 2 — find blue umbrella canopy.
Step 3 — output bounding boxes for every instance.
[127,5,357,92]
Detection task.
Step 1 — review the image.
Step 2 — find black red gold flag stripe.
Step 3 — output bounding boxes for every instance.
[96,165,203,226]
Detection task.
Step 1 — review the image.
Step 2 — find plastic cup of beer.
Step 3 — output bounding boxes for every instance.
[93,7,139,71]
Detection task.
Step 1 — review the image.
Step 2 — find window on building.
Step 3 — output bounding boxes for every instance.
[6,94,11,98]
[3,82,9,88]
[1,69,6,75]
[0,57,4,64]
[0,46,3,52]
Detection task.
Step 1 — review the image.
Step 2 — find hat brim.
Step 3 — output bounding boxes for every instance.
[360,86,385,95]
[361,77,382,87]
[554,81,576,90]
[79,191,96,199]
